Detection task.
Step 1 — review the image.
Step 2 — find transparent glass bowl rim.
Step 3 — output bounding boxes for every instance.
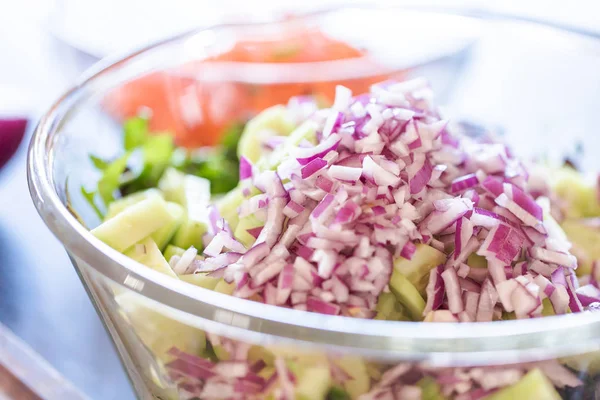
[27,3,600,364]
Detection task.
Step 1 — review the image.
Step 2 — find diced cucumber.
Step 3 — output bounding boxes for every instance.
[234,214,264,248]
[270,347,329,367]
[374,292,397,320]
[216,185,261,231]
[417,377,446,400]
[393,244,446,295]
[541,298,555,317]
[257,120,318,170]
[374,293,410,321]
[335,357,370,399]
[214,280,235,295]
[163,244,186,262]
[172,219,207,252]
[327,386,351,400]
[212,345,230,361]
[115,292,206,363]
[104,188,163,220]
[184,175,211,218]
[151,202,184,251]
[502,311,516,320]
[160,171,212,250]
[484,369,561,400]
[467,253,487,269]
[159,167,210,211]
[179,274,219,290]
[389,269,426,321]
[159,168,210,249]
[561,220,600,276]
[248,346,275,367]
[295,365,332,400]
[258,366,276,379]
[562,350,600,375]
[92,196,173,252]
[388,308,412,322]
[216,186,244,231]
[124,237,177,278]
[552,167,600,218]
[237,105,296,163]
[158,167,186,204]
[258,366,278,398]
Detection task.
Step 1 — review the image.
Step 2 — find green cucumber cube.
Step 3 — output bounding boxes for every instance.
[92,196,173,252]
[104,188,163,220]
[163,244,186,262]
[295,365,332,400]
[389,268,426,321]
[237,105,296,163]
[393,244,446,295]
[151,202,185,251]
[484,369,561,400]
[124,237,177,278]
[179,274,219,290]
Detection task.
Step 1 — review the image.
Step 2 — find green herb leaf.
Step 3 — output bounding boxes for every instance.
[89,155,109,170]
[220,123,244,160]
[123,117,149,150]
[177,152,238,194]
[97,152,131,206]
[143,134,174,166]
[80,186,104,220]
[119,134,175,196]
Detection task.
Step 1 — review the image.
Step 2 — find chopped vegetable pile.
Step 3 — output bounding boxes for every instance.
[183,78,595,322]
[84,78,600,399]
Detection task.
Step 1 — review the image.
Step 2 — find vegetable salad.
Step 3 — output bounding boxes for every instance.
[83,78,600,399]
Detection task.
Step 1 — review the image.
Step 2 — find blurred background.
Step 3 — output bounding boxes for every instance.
[0,0,599,399]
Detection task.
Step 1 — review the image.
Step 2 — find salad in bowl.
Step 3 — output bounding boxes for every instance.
[79,76,600,399]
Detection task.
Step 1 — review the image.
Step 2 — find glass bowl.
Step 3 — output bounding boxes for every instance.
[28,4,600,400]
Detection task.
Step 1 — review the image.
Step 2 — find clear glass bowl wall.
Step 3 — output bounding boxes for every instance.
[28,6,600,400]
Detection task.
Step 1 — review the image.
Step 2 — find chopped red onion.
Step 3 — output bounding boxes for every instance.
[306,297,341,315]
[463,291,480,320]
[301,157,327,179]
[476,279,498,322]
[204,231,246,257]
[423,265,445,315]
[575,284,600,307]
[295,133,341,165]
[363,155,400,187]
[422,198,472,235]
[239,156,253,180]
[530,247,577,269]
[400,241,416,260]
[451,173,479,193]
[283,200,304,219]
[203,79,588,328]
[506,183,543,220]
[477,224,524,264]
[454,217,474,260]
[566,273,583,313]
[315,175,334,193]
[442,267,464,313]
[409,158,433,194]
[246,226,263,239]
[428,310,459,322]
